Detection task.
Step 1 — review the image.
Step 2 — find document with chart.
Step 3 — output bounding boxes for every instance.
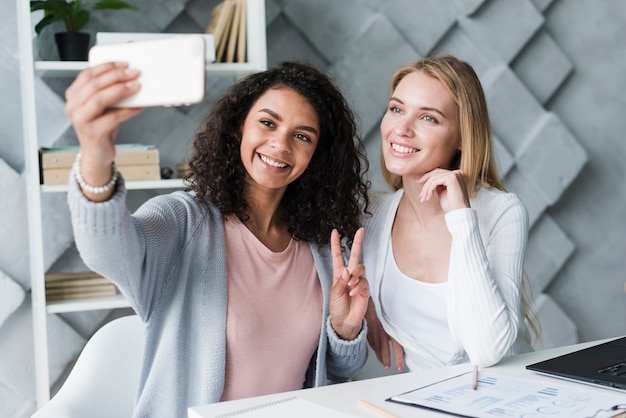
[387,371,626,418]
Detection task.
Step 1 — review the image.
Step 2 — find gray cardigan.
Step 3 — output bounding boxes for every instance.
[68,173,367,418]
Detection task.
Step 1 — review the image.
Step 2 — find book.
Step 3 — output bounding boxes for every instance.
[224,0,245,63]
[46,283,117,297]
[236,0,247,63]
[176,160,191,179]
[40,145,159,169]
[46,277,112,288]
[42,164,161,184]
[46,287,118,302]
[40,144,162,184]
[205,0,237,63]
[46,272,111,288]
[45,271,104,282]
[44,271,118,302]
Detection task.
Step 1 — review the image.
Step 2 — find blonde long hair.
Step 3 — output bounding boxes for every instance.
[381,55,541,341]
[381,55,503,196]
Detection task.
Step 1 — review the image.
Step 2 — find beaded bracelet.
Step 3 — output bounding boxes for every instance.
[74,153,119,194]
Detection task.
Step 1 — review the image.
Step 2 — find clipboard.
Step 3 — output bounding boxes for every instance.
[387,371,626,418]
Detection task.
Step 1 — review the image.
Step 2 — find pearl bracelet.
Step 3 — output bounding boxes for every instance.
[74,153,119,194]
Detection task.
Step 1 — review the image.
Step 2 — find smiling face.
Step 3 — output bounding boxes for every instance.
[380,70,461,179]
[240,86,320,194]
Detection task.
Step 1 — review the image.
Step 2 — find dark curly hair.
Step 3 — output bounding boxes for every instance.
[185,61,370,246]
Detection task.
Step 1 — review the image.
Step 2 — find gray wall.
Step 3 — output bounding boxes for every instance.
[1,0,625,416]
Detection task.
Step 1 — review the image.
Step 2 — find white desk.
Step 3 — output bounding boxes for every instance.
[188,338,622,417]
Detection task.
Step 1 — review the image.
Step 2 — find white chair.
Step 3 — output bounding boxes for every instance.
[32,315,144,418]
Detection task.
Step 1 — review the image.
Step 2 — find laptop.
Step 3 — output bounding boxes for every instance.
[526,336,626,391]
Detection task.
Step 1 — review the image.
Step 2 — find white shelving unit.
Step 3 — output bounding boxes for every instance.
[16,0,266,407]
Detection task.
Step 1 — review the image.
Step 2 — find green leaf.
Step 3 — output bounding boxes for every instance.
[33,13,60,36]
[30,0,136,36]
[66,9,90,32]
[30,0,66,14]
[93,0,137,10]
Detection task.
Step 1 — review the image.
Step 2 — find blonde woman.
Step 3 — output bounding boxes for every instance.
[363,55,536,373]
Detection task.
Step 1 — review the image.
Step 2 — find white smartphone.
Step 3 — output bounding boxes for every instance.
[88,35,206,108]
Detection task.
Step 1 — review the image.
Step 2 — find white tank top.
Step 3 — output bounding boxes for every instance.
[380,239,455,367]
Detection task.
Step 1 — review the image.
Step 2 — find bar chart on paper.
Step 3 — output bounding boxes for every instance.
[388,372,626,418]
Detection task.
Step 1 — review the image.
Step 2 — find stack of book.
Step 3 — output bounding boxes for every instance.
[205,0,247,63]
[39,144,161,185]
[45,271,118,302]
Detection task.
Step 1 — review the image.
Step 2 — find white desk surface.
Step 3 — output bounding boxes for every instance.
[188,338,621,417]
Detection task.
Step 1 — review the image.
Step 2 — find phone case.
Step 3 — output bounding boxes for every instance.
[88,35,206,108]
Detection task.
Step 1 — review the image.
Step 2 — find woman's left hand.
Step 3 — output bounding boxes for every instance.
[418,168,471,213]
[329,227,370,341]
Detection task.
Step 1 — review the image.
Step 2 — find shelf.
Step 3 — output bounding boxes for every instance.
[34,61,266,78]
[46,293,131,314]
[41,178,186,193]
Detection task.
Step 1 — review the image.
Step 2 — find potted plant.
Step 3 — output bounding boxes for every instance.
[30,0,136,61]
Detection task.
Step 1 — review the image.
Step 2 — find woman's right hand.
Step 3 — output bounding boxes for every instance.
[65,62,143,199]
[366,298,405,372]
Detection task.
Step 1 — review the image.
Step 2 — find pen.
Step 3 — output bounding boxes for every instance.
[472,364,478,390]
[357,399,399,418]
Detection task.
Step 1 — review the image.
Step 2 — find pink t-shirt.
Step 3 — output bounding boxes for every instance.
[220,217,322,401]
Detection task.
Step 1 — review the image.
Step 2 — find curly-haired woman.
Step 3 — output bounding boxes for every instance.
[65,61,371,418]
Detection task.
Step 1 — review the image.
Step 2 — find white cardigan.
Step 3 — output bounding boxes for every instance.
[362,187,533,370]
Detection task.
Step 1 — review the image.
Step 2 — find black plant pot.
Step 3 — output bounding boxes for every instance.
[55,32,90,61]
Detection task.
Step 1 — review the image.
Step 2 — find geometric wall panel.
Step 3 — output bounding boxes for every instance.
[266,15,330,73]
[381,0,459,56]
[531,293,577,350]
[283,0,378,62]
[504,168,549,227]
[432,29,497,78]
[0,159,29,288]
[0,310,34,417]
[458,0,544,63]
[329,14,419,136]
[482,65,546,155]
[528,0,556,13]
[516,112,588,205]
[493,136,515,177]
[0,269,24,329]
[511,31,572,104]
[525,214,575,294]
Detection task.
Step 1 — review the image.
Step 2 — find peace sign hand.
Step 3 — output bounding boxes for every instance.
[329,227,370,341]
